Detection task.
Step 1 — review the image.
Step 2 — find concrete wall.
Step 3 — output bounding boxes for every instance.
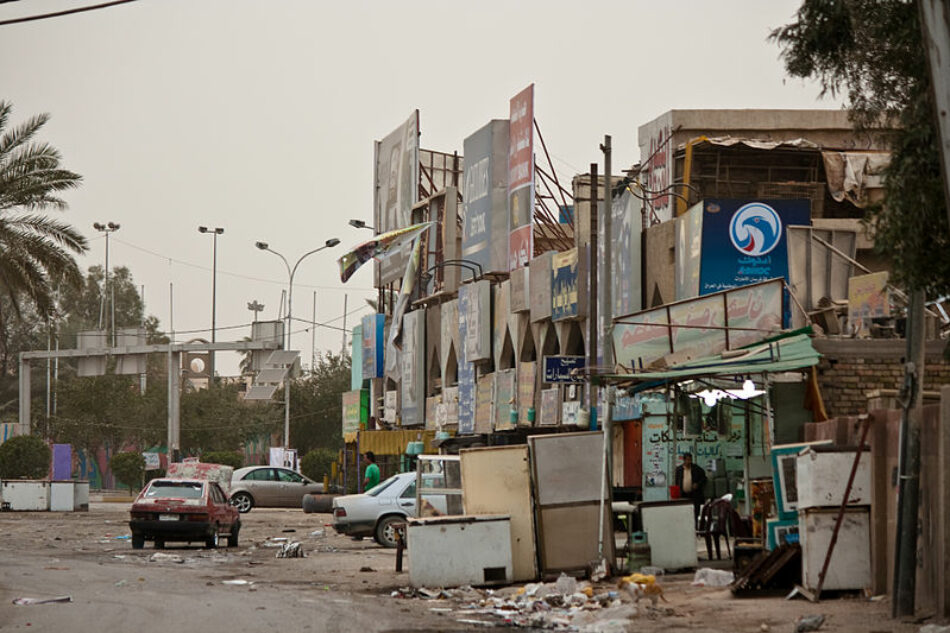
[643,218,676,308]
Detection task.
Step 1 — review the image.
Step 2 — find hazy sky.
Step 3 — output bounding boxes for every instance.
[0,0,840,376]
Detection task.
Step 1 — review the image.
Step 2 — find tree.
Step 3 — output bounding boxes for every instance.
[179,383,281,453]
[109,451,145,491]
[771,0,950,295]
[289,352,351,454]
[300,448,337,483]
[0,101,87,319]
[0,435,51,479]
[201,450,244,469]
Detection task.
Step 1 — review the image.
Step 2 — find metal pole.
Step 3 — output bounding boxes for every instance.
[894,289,926,617]
[105,231,111,346]
[588,163,599,419]
[285,266,293,449]
[211,230,218,380]
[341,294,348,356]
[601,135,614,480]
[312,291,317,371]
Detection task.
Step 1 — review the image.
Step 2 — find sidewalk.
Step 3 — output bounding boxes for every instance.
[89,488,136,503]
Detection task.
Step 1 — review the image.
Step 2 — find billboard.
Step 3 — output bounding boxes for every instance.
[552,248,580,321]
[399,310,425,426]
[699,199,810,295]
[675,201,704,300]
[508,84,535,271]
[461,280,491,362]
[457,287,476,434]
[848,271,890,336]
[374,111,420,284]
[638,112,674,224]
[361,314,385,379]
[462,120,510,275]
[612,278,785,370]
[342,390,367,435]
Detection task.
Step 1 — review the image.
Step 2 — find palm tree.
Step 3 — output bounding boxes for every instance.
[0,100,87,318]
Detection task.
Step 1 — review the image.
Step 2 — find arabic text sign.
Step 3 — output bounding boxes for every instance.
[543,355,586,383]
[508,84,534,271]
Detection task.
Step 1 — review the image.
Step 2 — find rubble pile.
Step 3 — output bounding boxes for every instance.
[390,573,674,630]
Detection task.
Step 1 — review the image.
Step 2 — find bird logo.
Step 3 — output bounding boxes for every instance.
[728,202,782,257]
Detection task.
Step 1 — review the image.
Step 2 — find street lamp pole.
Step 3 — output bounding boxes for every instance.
[198,226,224,380]
[93,222,120,347]
[256,238,341,448]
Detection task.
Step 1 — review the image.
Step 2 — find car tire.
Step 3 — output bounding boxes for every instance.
[230,492,253,513]
[132,535,144,550]
[154,539,165,550]
[374,515,403,548]
[227,522,240,548]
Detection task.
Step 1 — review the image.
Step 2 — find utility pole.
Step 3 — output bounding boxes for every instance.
[601,135,614,478]
[893,289,926,617]
[588,163,598,423]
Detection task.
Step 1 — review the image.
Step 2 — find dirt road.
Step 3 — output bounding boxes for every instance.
[0,503,926,632]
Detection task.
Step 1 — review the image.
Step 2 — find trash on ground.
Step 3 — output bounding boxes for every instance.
[222,579,252,586]
[148,552,184,564]
[589,559,608,582]
[692,568,735,587]
[114,580,127,587]
[113,535,131,540]
[359,566,374,572]
[310,529,325,538]
[282,529,296,533]
[276,541,304,558]
[13,596,73,606]
[919,626,950,633]
[795,614,826,633]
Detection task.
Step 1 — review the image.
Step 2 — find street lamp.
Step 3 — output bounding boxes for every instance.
[198,226,224,381]
[255,237,341,448]
[93,222,120,347]
[348,219,375,231]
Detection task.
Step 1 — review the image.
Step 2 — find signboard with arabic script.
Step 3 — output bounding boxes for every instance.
[612,278,784,371]
[543,355,586,383]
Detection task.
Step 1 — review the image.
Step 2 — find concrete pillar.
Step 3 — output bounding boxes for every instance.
[18,357,30,434]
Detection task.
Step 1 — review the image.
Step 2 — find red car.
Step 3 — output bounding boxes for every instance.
[129,478,240,550]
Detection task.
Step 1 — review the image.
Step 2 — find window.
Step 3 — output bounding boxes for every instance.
[401,482,416,499]
[277,469,304,483]
[145,481,204,499]
[243,468,274,481]
[209,483,226,504]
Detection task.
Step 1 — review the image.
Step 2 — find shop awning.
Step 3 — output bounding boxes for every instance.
[597,333,820,390]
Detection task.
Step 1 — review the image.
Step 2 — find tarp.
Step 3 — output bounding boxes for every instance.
[337,222,433,283]
[600,333,820,389]
[346,430,446,456]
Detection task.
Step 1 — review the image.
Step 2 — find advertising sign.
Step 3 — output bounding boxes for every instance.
[552,248,580,321]
[442,386,459,428]
[848,271,890,336]
[539,387,561,426]
[475,373,494,434]
[699,199,810,295]
[517,361,536,426]
[342,390,364,435]
[494,368,517,431]
[461,280,491,362]
[399,310,425,426]
[384,390,397,424]
[543,355,586,383]
[612,278,785,370]
[457,287,475,434]
[425,395,440,431]
[462,120,510,275]
[361,314,385,379]
[508,84,535,271]
[374,111,420,284]
[638,113,674,223]
[675,201,704,300]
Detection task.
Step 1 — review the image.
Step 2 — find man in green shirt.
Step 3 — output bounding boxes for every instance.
[362,451,380,491]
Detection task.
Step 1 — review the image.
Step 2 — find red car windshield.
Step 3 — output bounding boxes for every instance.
[145,481,204,499]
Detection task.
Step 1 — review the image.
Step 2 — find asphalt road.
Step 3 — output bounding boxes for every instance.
[0,503,476,633]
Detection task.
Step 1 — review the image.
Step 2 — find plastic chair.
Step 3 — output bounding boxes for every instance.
[697,498,735,560]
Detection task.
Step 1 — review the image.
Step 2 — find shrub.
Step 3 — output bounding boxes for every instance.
[0,435,51,479]
[110,452,145,491]
[201,451,244,469]
[300,448,336,483]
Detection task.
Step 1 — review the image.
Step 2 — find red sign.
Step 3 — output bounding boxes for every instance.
[508,84,534,270]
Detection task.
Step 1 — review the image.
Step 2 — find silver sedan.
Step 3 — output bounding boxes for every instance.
[229,466,324,513]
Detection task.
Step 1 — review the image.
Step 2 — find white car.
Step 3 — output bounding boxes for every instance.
[331,472,451,547]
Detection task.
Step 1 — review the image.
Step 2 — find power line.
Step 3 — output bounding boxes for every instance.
[108,236,373,292]
[0,0,139,26]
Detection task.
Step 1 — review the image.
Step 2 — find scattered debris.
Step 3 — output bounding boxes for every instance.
[692,568,735,587]
[13,596,72,606]
[276,542,304,558]
[919,627,950,633]
[589,559,608,582]
[114,580,127,587]
[795,614,826,633]
[148,553,184,564]
[222,579,252,586]
[359,566,375,572]
[310,529,325,538]
[282,529,296,533]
